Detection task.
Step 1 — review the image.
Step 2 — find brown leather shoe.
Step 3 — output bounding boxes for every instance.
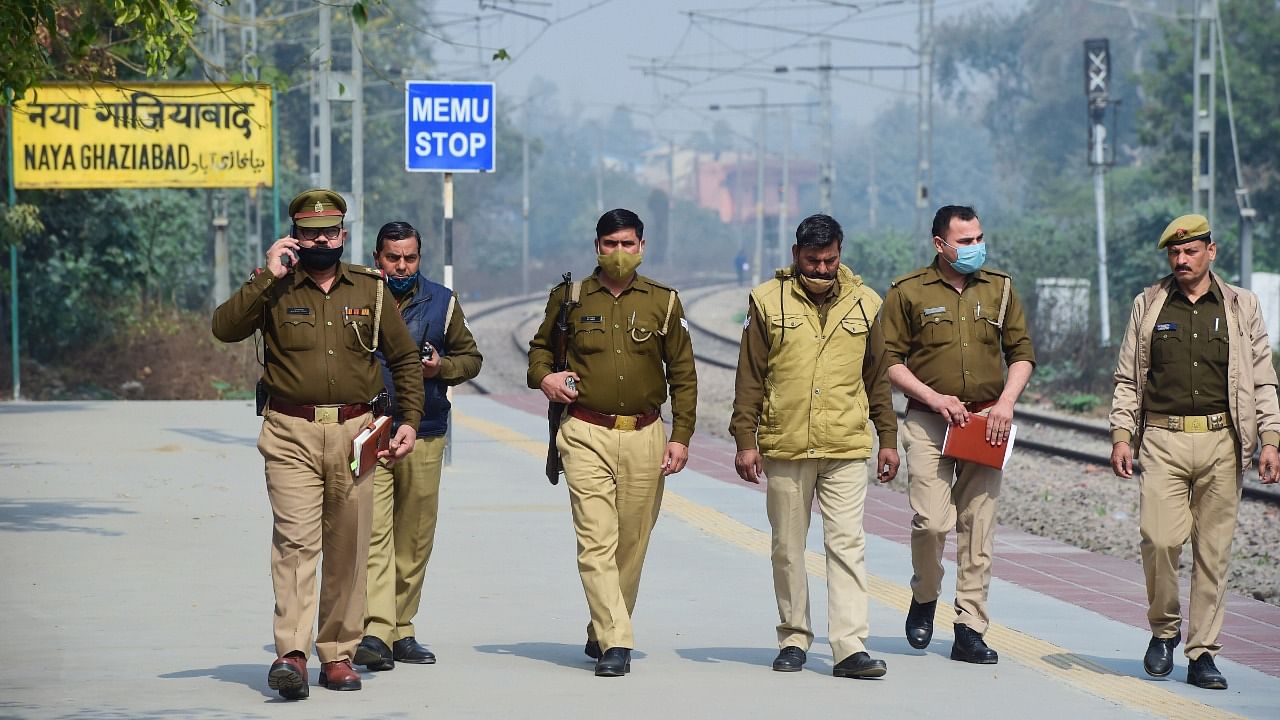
[319,659,362,691]
[267,654,309,700]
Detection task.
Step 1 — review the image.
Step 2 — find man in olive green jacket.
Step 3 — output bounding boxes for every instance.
[731,213,899,679]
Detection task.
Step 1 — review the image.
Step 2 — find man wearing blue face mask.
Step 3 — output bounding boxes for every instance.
[873,205,1035,664]
[354,221,483,672]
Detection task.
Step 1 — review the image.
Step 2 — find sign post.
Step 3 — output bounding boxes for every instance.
[404,80,495,464]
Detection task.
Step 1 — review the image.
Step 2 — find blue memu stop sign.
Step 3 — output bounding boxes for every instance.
[404,81,495,173]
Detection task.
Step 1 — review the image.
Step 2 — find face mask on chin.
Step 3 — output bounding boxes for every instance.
[797,273,836,295]
[387,271,418,294]
[597,250,643,281]
[297,243,344,271]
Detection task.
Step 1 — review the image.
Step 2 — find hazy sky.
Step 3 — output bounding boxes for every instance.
[425,0,1030,133]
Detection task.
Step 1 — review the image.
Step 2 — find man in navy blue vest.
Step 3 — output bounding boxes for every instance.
[355,221,483,670]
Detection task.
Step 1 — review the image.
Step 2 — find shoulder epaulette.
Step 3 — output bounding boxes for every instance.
[890,267,929,287]
[774,267,794,280]
[350,264,384,278]
[980,267,1011,279]
[632,274,669,292]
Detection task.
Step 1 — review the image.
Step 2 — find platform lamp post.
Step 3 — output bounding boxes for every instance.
[1085,38,1115,347]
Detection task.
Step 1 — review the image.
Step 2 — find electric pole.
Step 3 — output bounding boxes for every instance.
[779,107,791,265]
[206,7,230,307]
[819,40,833,215]
[522,101,530,295]
[754,89,767,286]
[1191,0,1215,229]
[914,0,934,252]
[311,4,332,189]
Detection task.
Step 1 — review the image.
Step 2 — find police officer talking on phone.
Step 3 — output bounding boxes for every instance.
[212,189,425,701]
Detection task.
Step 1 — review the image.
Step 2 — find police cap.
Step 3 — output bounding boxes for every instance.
[1157,214,1211,249]
[289,188,346,228]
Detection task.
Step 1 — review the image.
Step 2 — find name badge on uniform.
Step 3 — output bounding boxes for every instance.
[287,307,310,315]
[1155,322,1177,332]
[580,315,602,324]
[922,306,946,316]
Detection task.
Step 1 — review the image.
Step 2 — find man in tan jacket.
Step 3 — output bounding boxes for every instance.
[1110,213,1280,690]
[731,213,900,678]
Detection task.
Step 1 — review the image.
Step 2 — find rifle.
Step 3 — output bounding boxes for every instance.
[545,272,578,485]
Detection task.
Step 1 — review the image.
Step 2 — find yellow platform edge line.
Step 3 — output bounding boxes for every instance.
[456,411,1238,720]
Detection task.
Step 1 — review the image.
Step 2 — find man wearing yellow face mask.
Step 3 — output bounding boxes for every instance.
[527,208,698,677]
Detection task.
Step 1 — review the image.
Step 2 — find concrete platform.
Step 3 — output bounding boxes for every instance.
[1,397,1277,719]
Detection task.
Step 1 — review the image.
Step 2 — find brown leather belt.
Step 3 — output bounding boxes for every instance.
[906,398,998,415]
[1145,412,1229,433]
[568,405,661,432]
[269,399,371,424]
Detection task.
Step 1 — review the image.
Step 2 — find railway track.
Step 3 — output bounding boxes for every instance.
[678,288,1280,507]
[460,283,1280,506]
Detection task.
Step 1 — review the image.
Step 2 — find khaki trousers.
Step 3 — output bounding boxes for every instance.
[764,457,870,661]
[258,409,374,662]
[557,414,666,651]
[902,408,1002,632]
[1139,425,1241,659]
[364,434,445,644]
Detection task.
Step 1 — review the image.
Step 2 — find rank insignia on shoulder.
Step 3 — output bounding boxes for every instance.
[742,313,750,330]
[580,315,602,324]
[1155,322,1177,332]
[287,307,310,315]
[680,317,689,331]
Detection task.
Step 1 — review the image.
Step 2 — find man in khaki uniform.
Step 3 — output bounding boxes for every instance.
[731,214,900,679]
[875,204,1035,664]
[355,221,483,671]
[1109,213,1279,690]
[212,189,424,700]
[527,208,697,677]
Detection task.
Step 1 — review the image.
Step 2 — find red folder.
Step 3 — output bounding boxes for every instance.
[350,415,393,477]
[941,414,1017,470]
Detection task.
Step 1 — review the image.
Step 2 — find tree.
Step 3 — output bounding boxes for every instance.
[1139,0,1280,272]
[0,0,201,102]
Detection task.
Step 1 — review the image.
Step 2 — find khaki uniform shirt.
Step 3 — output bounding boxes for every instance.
[527,272,698,446]
[1146,279,1229,415]
[212,263,425,428]
[729,267,897,451]
[877,259,1036,402]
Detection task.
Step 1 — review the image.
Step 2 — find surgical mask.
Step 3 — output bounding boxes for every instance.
[597,250,643,281]
[942,241,987,274]
[797,273,836,295]
[297,243,344,271]
[387,271,419,295]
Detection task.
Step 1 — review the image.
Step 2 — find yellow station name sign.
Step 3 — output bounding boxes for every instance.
[12,83,273,189]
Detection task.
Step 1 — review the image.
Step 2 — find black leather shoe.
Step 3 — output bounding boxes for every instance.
[1142,634,1179,677]
[772,646,806,672]
[354,635,394,671]
[584,639,602,660]
[594,647,631,677]
[833,651,887,679]
[950,624,998,664]
[905,598,937,649]
[1186,654,1227,690]
[392,636,436,664]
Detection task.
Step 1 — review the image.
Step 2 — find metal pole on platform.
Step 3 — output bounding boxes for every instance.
[6,104,18,400]
[443,172,454,465]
